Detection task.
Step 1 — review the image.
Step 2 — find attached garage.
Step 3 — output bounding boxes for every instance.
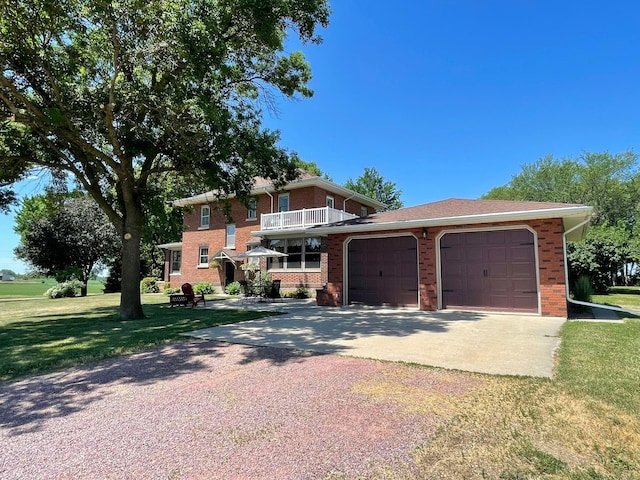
[439,228,539,313]
[311,198,594,317]
[347,235,418,307]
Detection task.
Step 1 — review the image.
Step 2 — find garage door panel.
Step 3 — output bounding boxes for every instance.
[441,229,538,313]
[348,236,418,307]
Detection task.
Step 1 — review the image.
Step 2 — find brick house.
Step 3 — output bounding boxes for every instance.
[162,175,593,318]
[307,198,593,318]
[159,172,387,292]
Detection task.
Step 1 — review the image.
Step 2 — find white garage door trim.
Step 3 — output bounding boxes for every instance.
[435,225,541,314]
[343,233,420,307]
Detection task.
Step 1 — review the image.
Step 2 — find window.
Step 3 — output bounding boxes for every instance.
[247,198,257,220]
[267,237,322,270]
[171,250,181,273]
[305,237,322,268]
[198,246,209,266]
[200,205,210,228]
[326,196,335,209]
[360,206,368,217]
[278,193,289,212]
[226,224,236,248]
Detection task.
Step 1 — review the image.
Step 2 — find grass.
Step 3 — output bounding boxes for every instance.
[0,293,275,381]
[0,278,105,298]
[2,290,640,479]
[352,313,640,479]
[592,286,640,311]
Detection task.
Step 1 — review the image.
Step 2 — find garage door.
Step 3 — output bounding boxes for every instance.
[348,236,418,307]
[440,229,538,312]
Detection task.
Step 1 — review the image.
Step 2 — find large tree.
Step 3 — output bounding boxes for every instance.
[344,167,403,211]
[15,196,120,295]
[484,150,640,290]
[0,0,330,318]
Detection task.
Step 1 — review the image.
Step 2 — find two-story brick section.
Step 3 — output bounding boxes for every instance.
[159,172,387,292]
[161,174,593,318]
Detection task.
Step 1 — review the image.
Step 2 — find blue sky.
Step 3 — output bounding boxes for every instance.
[2,1,639,273]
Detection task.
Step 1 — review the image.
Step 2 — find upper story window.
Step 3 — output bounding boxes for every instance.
[226,224,236,248]
[247,198,257,220]
[198,246,209,266]
[200,205,210,228]
[278,193,289,212]
[361,206,368,217]
[326,196,335,209]
[171,250,181,274]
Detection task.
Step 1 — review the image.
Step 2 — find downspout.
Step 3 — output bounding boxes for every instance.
[563,219,640,317]
[343,193,357,212]
[264,188,274,213]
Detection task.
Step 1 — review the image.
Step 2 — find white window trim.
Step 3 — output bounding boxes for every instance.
[198,246,209,268]
[199,205,210,229]
[170,250,182,274]
[266,237,322,272]
[326,195,335,209]
[247,199,257,220]
[278,193,290,212]
[225,224,236,249]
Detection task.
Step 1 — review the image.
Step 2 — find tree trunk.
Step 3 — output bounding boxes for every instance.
[119,203,144,320]
[80,281,88,297]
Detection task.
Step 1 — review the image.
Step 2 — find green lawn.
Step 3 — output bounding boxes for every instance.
[0,293,274,381]
[557,319,640,415]
[2,290,640,479]
[592,286,640,311]
[0,278,105,298]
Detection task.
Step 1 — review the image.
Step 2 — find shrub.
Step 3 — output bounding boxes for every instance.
[140,277,160,294]
[44,279,84,299]
[572,275,594,303]
[288,286,310,299]
[225,281,242,295]
[193,281,215,295]
[164,287,181,295]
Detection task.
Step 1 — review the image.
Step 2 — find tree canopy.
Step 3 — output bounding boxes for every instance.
[344,167,403,211]
[0,0,330,318]
[15,195,120,295]
[484,150,640,291]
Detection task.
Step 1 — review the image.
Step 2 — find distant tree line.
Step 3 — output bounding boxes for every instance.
[484,150,640,292]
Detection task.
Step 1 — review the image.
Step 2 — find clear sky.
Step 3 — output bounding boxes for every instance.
[1,1,639,273]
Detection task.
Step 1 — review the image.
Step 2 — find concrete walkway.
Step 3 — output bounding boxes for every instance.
[187,299,566,378]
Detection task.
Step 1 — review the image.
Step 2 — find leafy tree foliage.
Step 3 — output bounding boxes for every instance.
[291,153,331,180]
[484,151,640,291]
[0,0,330,318]
[344,167,403,211]
[15,196,120,295]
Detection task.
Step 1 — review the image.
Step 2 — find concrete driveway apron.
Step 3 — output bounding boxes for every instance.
[187,299,565,378]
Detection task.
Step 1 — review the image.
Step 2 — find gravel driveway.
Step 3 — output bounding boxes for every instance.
[1,340,482,479]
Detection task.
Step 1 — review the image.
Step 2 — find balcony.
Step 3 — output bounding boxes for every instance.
[260,206,358,231]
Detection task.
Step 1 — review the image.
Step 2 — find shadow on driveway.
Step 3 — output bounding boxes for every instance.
[190,299,565,378]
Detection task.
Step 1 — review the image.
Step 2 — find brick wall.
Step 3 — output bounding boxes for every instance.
[324,219,568,317]
[177,185,361,289]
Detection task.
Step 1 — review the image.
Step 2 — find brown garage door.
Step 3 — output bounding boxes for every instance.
[348,236,418,307]
[440,229,538,312]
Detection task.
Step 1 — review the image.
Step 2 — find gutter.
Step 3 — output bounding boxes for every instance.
[563,218,640,318]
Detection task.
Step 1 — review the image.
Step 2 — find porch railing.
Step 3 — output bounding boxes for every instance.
[260,206,358,231]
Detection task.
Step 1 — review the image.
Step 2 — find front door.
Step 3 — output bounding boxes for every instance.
[224,261,235,286]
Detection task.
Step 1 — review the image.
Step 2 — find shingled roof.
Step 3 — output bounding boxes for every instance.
[345,198,588,224]
[292,198,594,241]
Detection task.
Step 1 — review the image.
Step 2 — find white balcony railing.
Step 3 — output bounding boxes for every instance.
[260,206,358,231]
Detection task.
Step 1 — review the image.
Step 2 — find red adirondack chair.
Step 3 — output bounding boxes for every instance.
[181,283,206,307]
